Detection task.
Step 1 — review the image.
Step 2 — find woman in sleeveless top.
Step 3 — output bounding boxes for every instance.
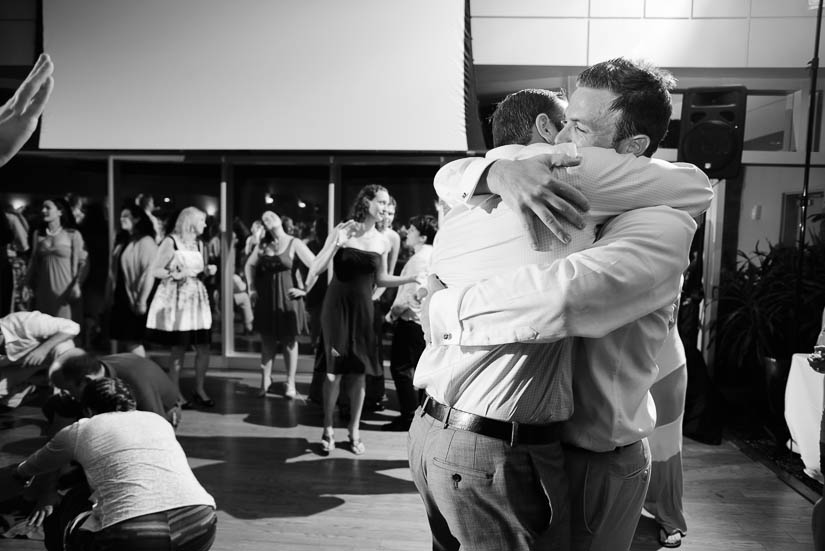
[107,204,157,356]
[245,211,315,398]
[27,197,87,323]
[146,207,217,408]
[295,185,419,456]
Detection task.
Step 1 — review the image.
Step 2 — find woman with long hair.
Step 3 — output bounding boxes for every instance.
[107,203,158,356]
[145,207,216,408]
[245,211,316,398]
[294,184,418,455]
[27,197,87,322]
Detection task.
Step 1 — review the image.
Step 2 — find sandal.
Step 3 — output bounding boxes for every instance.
[348,435,366,455]
[285,384,297,400]
[321,432,335,455]
[658,528,683,548]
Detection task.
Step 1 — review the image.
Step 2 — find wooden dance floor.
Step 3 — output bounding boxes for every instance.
[0,362,815,550]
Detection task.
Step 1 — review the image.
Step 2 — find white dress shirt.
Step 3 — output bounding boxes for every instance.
[0,310,79,364]
[388,245,433,324]
[417,144,713,427]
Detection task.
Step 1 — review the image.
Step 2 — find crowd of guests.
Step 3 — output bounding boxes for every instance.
[0,184,438,549]
[2,52,797,551]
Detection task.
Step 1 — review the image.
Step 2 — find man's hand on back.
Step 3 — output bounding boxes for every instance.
[486,154,589,248]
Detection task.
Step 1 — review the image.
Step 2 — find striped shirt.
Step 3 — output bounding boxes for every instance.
[416,143,712,425]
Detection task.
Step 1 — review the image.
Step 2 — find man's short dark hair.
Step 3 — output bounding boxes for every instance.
[577,58,676,157]
[61,353,103,384]
[408,215,438,245]
[491,89,567,148]
[81,377,137,415]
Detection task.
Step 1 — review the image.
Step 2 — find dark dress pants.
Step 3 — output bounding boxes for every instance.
[389,319,425,418]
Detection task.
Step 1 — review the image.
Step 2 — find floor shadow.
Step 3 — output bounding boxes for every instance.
[177,434,416,520]
[181,376,403,432]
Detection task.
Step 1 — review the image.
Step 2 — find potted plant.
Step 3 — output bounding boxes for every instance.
[713,239,825,441]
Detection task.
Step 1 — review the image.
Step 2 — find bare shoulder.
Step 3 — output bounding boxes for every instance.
[380,228,400,252]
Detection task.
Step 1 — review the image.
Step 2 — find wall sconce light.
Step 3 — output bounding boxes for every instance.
[265,193,275,205]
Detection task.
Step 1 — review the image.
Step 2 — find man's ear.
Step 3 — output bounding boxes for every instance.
[535,114,558,144]
[616,134,651,157]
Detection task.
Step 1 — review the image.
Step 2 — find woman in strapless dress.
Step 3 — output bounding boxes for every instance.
[291,185,419,456]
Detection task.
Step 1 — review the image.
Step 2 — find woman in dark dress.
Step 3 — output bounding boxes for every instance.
[293,185,418,455]
[107,203,157,356]
[245,210,315,398]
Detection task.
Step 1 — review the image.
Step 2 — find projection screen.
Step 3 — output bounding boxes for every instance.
[41,0,468,151]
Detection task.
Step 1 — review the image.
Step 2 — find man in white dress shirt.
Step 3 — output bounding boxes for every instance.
[381,214,437,431]
[409,77,712,550]
[0,310,80,407]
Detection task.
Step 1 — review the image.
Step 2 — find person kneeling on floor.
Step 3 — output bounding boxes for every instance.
[15,378,217,551]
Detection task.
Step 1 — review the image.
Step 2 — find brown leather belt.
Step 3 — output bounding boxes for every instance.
[421,394,562,447]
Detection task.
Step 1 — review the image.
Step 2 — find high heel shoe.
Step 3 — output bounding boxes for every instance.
[348,434,365,455]
[191,393,215,408]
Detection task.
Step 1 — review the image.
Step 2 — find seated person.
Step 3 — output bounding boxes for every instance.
[16,378,217,551]
[0,310,80,407]
[48,351,182,428]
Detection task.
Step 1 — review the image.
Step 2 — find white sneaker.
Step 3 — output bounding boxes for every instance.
[285,384,296,399]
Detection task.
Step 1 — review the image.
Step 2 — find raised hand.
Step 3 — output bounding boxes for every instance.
[333,220,359,247]
[0,53,54,168]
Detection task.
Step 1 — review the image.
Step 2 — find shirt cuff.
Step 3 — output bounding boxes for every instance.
[427,286,465,346]
[456,157,497,206]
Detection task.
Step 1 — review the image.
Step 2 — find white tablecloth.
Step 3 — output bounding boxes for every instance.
[785,352,824,482]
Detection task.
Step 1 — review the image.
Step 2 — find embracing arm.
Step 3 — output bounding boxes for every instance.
[426,206,697,346]
[555,147,713,220]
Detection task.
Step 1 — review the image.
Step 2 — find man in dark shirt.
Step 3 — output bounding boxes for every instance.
[28,352,181,550]
[49,352,181,426]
